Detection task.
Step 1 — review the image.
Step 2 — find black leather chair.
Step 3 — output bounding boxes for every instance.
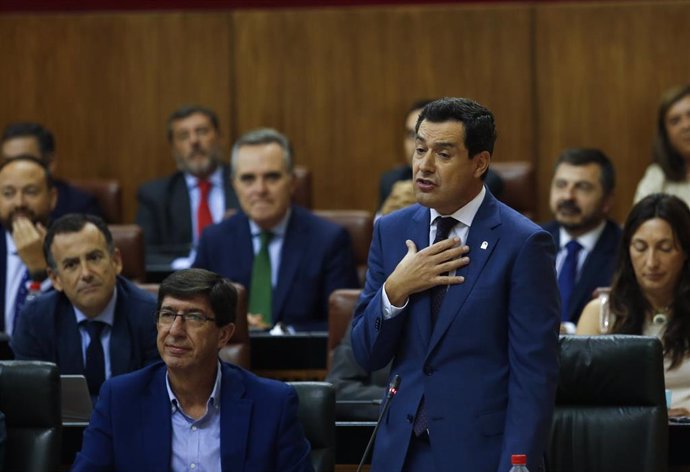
[288,381,335,472]
[0,360,62,472]
[548,335,668,472]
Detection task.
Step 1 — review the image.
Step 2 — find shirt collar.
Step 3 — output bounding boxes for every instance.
[248,207,292,238]
[558,220,607,253]
[74,287,118,326]
[429,186,486,228]
[184,166,224,191]
[5,231,16,255]
[166,360,223,412]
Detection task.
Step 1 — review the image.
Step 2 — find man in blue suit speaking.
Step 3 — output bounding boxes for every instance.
[351,98,560,471]
[72,268,313,472]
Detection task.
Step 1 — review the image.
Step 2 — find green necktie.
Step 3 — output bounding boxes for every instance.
[249,231,273,325]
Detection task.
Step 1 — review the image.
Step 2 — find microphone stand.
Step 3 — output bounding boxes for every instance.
[356,375,401,472]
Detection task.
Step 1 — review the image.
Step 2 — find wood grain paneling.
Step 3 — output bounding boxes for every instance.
[232,4,535,211]
[0,12,233,223]
[2,2,688,223]
[535,1,690,223]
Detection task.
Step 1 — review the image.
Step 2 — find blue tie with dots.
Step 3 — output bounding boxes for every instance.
[558,240,583,322]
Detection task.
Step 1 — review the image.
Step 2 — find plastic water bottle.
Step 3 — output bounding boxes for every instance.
[509,454,529,471]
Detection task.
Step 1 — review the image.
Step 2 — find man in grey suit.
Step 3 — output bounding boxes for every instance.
[136,105,238,265]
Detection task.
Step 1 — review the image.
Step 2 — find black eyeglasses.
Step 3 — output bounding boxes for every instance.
[156,309,216,328]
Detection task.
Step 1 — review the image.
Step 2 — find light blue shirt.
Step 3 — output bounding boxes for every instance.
[248,209,292,288]
[74,288,118,380]
[167,362,223,472]
[184,167,226,244]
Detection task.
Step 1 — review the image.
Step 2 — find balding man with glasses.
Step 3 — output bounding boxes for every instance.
[72,268,313,472]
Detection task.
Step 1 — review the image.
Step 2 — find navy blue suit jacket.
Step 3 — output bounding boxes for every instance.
[542,219,622,323]
[193,206,359,331]
[351,193,560,472]
[71,361,313,472]
[0,231,10,331]
[10,276,159,375]
[135,165,238,257]
[52,179,103,221]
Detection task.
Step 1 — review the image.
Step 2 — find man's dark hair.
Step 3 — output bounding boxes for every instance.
[43,214,114,271]
[554,148,616,195]
[416,97,497,157]
[0,155,54,189]
[166,105,220,142]
[1,122,55,163]
[157,268,237,327]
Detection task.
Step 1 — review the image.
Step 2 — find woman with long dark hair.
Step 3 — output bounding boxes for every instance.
[577,193,690,416]
[635,85,690,206]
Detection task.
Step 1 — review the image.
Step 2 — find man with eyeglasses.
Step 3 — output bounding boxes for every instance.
[72,268,313,472]
[11,213,159,398]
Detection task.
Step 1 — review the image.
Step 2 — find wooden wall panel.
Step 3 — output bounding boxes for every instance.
[0,12,233,223]
[232,4,535,211]
[535,1,690,223]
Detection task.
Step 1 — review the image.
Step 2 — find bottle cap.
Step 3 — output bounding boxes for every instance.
[511,454,527,465]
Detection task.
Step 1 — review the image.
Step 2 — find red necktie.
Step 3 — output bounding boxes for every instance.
[197,179,213,236]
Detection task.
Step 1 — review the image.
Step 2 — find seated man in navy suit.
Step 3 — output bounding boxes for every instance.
[0,156,57,334]
[1,122,103,220]
[136,105,239,264]
[72,268,313,472]
[193,128,359,331]
[11,213,159,398]
[542,148,621,333]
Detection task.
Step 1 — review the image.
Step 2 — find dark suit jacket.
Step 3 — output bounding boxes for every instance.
[52,179,103,221]
[325,326,389,421]
[135,164,238,257]
[378,164,505,207]
[71,361,313,472]
[193,206,359,331]
[10,276,159,375]
[0,231,10,331]
[542,219,622,323]
[351,194,560,472]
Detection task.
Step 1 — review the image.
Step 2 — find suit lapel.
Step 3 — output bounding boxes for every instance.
[273,209,305,323]
[409,207,434,345]
[221,165,239,209]
[56,300,86,373]
[109,284,132,376]
[169,173,193,245]
[141,367,173,470]
[427,194,502,353]
[220,364,252,472]
[0,231,6,327]
[235,214,256,290]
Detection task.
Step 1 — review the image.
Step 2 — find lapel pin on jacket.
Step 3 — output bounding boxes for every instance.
[481,241,488,250]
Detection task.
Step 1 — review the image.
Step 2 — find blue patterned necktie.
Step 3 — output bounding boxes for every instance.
[413,216,458,437]
[558,240,583,322]
[82,320,107,397]
[12,269,31,329]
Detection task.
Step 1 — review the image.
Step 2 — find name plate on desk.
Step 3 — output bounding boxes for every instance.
[250,332,328,379]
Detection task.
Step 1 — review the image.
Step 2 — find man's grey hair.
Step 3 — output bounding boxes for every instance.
[230,128,293,175]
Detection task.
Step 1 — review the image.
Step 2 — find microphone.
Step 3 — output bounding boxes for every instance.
[356,374,401,472]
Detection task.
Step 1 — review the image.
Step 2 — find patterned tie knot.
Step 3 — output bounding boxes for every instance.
[197,179,212,197]
[565,239,583,256]
[434,217,458,243]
